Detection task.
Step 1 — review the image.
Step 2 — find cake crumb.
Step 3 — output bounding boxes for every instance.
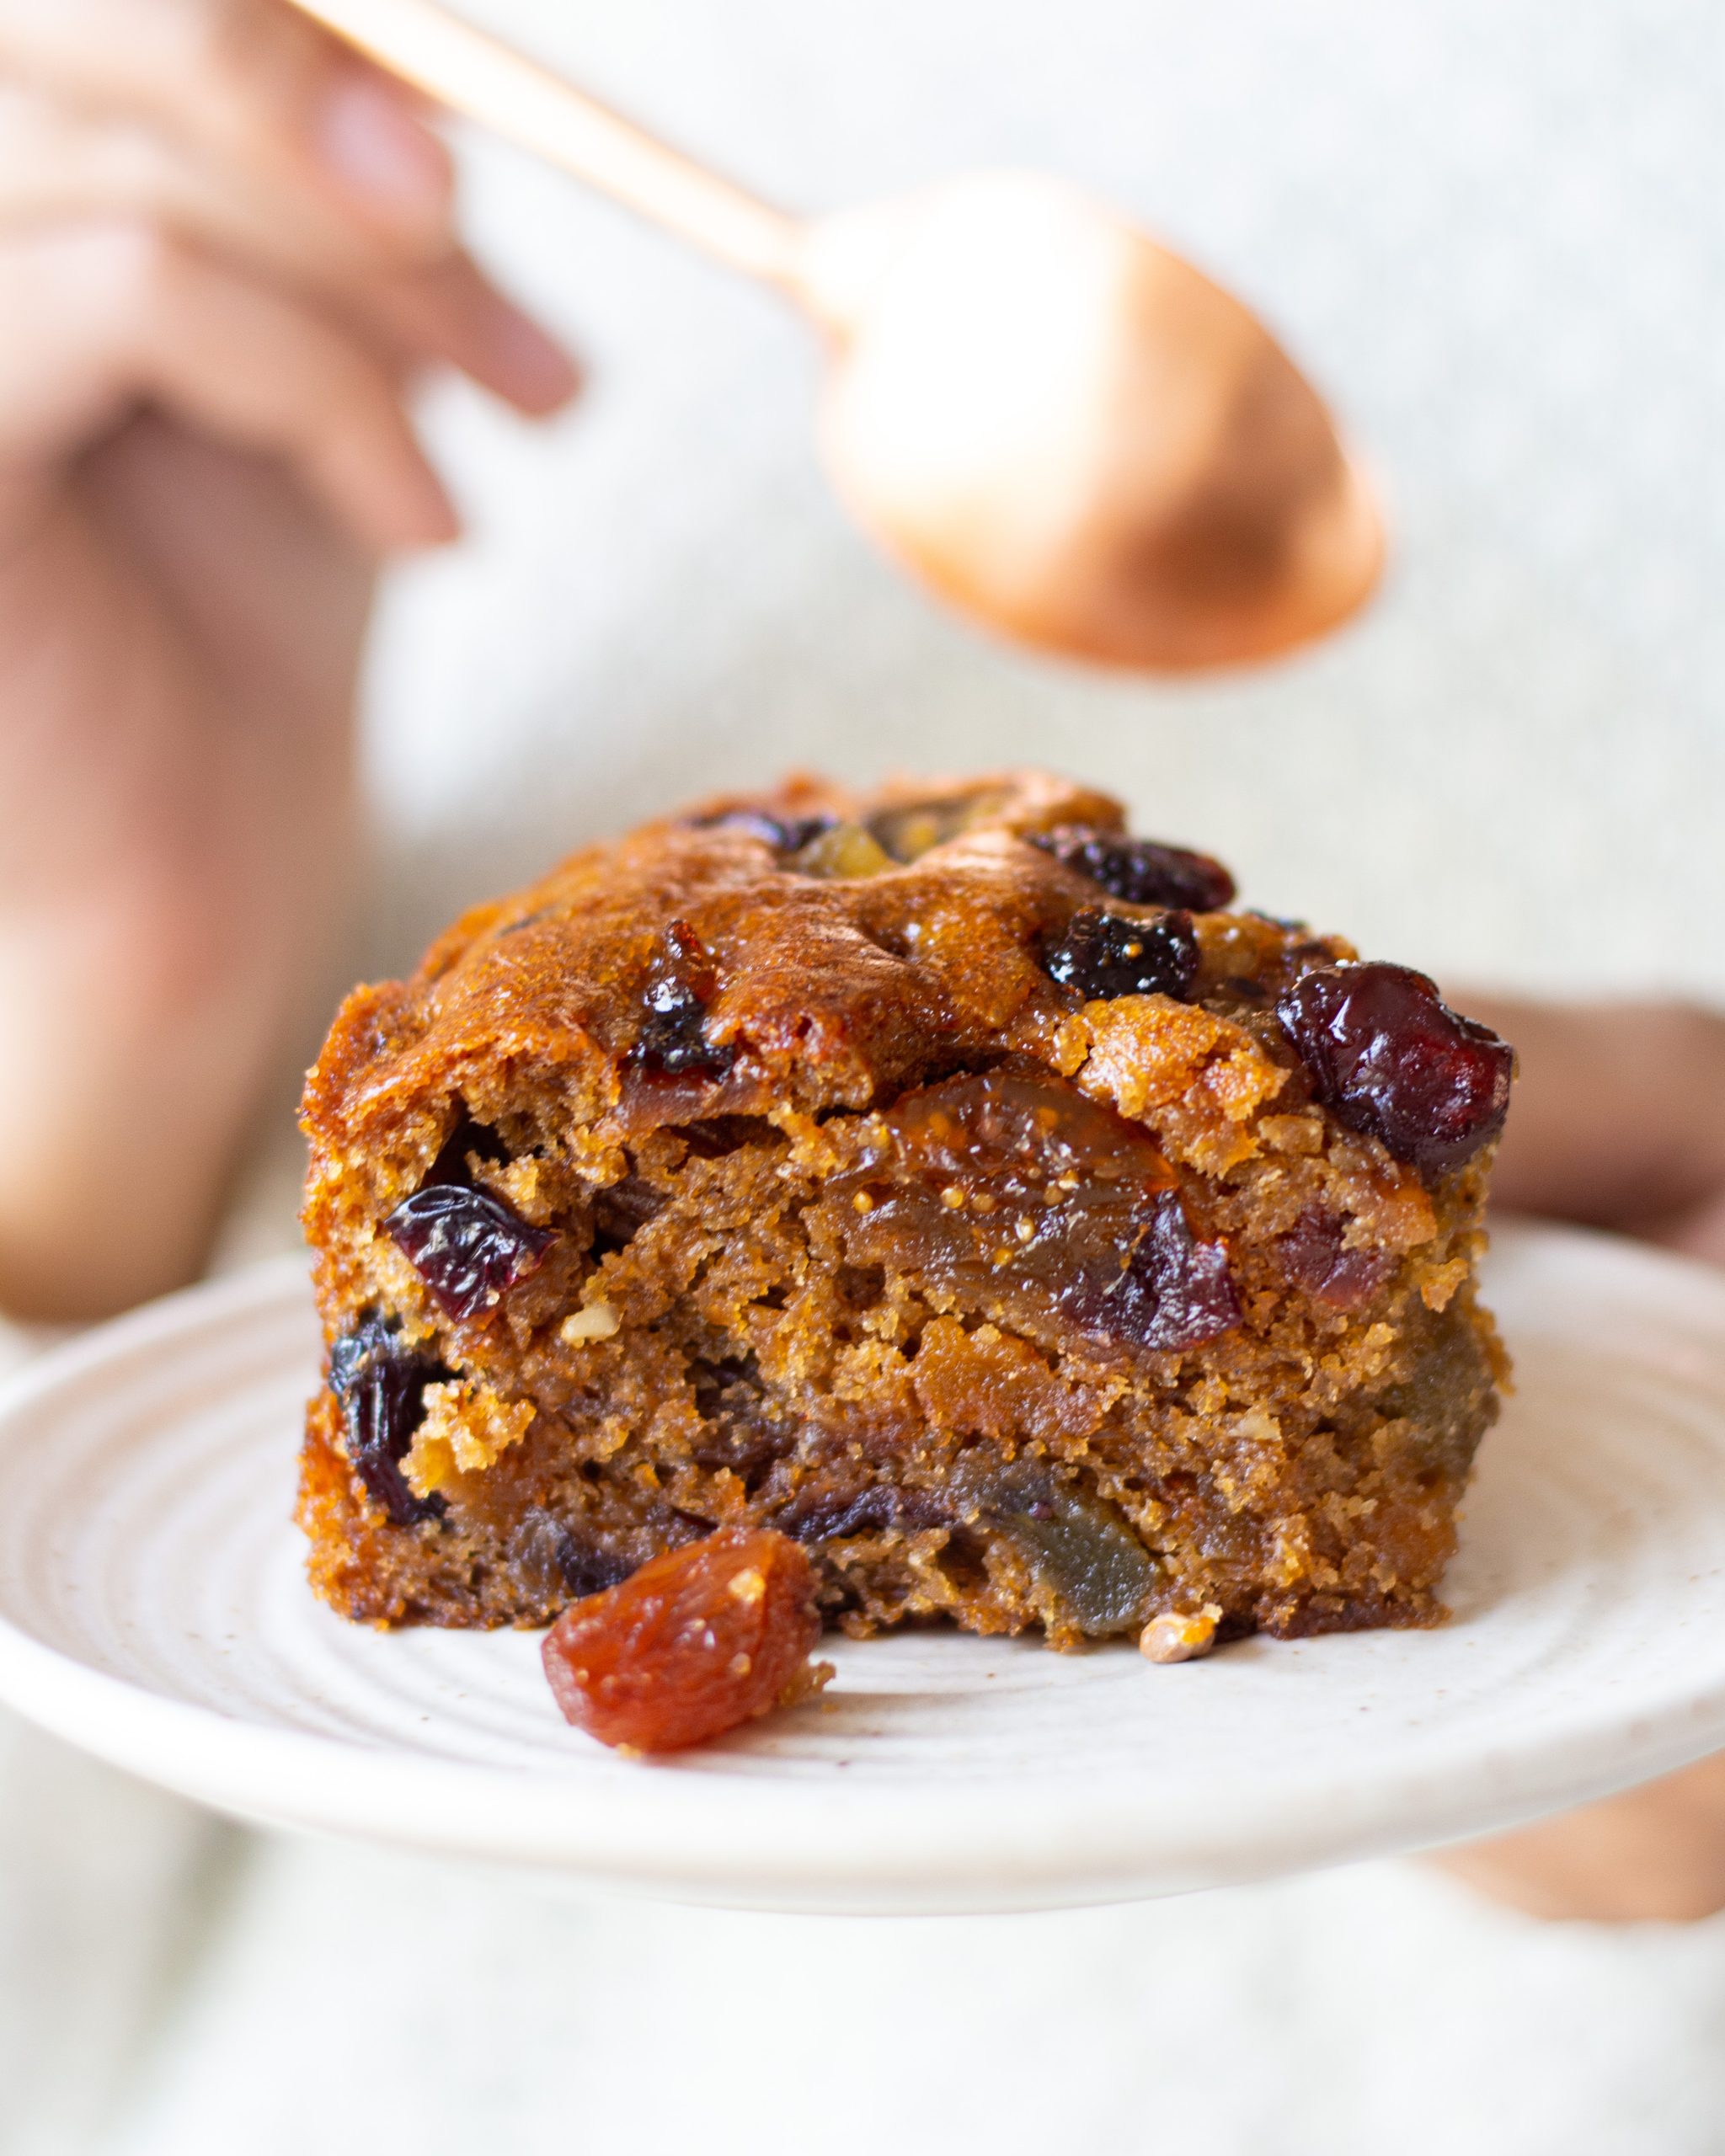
[1140,1605,1223,1664]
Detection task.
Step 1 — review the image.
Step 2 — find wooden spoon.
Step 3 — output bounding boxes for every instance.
[289,0,1383,670]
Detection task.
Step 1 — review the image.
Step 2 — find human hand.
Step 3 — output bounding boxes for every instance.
[1434,996,1725,1919]
[0,0,576,1318]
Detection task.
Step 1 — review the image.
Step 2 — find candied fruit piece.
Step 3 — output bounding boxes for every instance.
[836,1067,1238,1356]
[328,1317,447,1527]
[792,821,895,878]
[1002,1492,1161,1633]
[1041,906,1199,1001]
[632,919,736,1079]
[1277,962,1514,1174]
[542,1526,830,1752]
[946,1457,1160,1633]
[385,1183,555,1321]
[1030,825,1236,912]
[697,807,836,854]
[867,791,1006,862]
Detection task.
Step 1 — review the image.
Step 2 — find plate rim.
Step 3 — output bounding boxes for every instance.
[1,1225,1724,1913]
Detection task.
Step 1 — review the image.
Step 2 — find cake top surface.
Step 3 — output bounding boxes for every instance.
[303,768,1509,1198]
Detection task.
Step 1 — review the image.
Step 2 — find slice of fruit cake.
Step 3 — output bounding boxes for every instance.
[298,769,1511,1649]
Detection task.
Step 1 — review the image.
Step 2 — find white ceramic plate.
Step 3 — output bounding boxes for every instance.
[0,1222,1722,1914]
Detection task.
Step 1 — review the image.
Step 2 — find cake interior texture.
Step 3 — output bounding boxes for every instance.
[298,770,1510,1649]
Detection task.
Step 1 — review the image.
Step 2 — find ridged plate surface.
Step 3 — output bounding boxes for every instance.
[0,1222,1722,1913]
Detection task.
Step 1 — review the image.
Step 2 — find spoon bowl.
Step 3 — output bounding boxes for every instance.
[801,173,1382,670]
[287,0,1384,671]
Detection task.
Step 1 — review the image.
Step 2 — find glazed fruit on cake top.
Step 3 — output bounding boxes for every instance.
[298,770,1513,1650]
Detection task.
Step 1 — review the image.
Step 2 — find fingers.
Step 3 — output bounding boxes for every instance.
[372,253,579,417]
[1461,995,1725,1247]
[0,222,456,548]
[1432,1753,1725,1923]
[0,0,453,251]
[0,77,578,419]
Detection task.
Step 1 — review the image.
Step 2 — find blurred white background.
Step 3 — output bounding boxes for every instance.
[366,0,1725,1001]
[6,2,1725,2150]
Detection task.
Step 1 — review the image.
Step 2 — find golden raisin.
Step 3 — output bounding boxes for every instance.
[541,1527,830,1751]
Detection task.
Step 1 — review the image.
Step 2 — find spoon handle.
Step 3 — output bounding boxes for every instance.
[286,0,803,286]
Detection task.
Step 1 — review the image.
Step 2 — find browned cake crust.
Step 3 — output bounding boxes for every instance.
[298,770,1509,1649]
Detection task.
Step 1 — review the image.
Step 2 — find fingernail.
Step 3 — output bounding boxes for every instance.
[314,70,451,233]
[478,295,581,414]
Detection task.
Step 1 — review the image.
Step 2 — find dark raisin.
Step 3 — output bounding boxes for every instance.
[385,1183,554,1322]
[679,1115,777,1159]
[1060,1188,1242,1352]
[687,1353,798,1486]
[328,1317,446,1527]
[697,808,836,854]
[631,919,736,1079]
[1030,826,1236,911]
[1277,962,1514,1174]
[1276,1206,1394,1311]
[1041,906,1199,1001]
[506,1510,637,1602]
[424,1110,507,1190]
[553,1532,638,1600]
[777,1483,949,1543]
[542,1527,829,1751]
[589,1173,665,1257]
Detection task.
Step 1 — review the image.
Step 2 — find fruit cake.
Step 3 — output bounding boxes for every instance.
[298,770,1512,1650]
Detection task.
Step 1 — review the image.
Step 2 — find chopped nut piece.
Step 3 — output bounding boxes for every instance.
[561,1300,621,1343]
[1140,1605,1222,1663]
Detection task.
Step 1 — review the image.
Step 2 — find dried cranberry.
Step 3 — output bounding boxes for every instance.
[328,1318,446,1527]
[1060,1188,1242,1351]
[631,919,736,1079]
[1031,826,1236,912]
[697,808,836,854]
[542,1527,828,1751]
[1041,907,1199,1001]
[384,1183,554,1322]
[1277,962,1513,1174]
